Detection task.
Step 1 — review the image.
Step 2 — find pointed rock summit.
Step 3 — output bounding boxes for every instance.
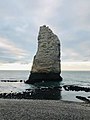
[26,25,62,84]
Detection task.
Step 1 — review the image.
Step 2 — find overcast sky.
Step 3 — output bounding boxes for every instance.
[0,0,90,70]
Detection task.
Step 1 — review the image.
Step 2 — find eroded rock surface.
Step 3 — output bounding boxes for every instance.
[26,25,62,84]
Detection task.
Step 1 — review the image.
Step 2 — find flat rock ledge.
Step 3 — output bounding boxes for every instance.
[25,25,62,84]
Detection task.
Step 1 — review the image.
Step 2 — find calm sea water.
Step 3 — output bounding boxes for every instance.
[61,71,90,102]
[0,70,90,102]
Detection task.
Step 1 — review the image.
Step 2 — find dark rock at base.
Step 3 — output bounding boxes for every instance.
[1,80,23,82]
[25,72,62,84]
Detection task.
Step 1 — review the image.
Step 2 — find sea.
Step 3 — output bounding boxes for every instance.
[0,70,90,102]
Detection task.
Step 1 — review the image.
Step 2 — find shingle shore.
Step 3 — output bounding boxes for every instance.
[0,99,90,120]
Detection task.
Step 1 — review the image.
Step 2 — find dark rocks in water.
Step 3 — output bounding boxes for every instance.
[20,80,23,82]
[25,25,62,84]
[0,92,32,99]
[76,96,90,103]
[1,80,23,82]
[0,86,62,100]
[63,85,90,92]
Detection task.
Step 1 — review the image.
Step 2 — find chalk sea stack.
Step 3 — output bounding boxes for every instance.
[26,25,62,84]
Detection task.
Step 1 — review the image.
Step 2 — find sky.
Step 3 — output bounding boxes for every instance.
[0,0,90,70]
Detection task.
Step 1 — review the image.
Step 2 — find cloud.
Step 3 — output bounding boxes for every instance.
[54,0,90,62]
[0,62,32,70]
[32,0,63,26]
[0,0,90,67]
[62,62,90,71]
[62,39,90,62]
[0,37,28,62]
[0,0,62,26]
[62,48,82,62]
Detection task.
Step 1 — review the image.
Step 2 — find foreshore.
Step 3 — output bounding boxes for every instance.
[0,99,90,120]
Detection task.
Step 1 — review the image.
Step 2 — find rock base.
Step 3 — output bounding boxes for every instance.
[0,86,61,100]
[25,72,62,84]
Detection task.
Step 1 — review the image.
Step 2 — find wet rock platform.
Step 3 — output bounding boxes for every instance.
[0,86,62,100]
[63,85,90,92]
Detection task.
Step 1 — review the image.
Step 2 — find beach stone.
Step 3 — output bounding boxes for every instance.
[25,25,62,84]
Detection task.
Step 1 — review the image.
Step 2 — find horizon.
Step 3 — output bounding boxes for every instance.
[0,62,90,71]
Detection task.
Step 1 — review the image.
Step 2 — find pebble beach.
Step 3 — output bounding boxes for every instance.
[0,99,90,120]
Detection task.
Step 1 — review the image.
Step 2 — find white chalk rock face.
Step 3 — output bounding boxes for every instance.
[26,25,62,84]
[32,25,61,73]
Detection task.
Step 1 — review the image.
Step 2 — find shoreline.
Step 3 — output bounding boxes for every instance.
[0,99,90,120]
[0,82,90,103]
[0,83,90,102]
